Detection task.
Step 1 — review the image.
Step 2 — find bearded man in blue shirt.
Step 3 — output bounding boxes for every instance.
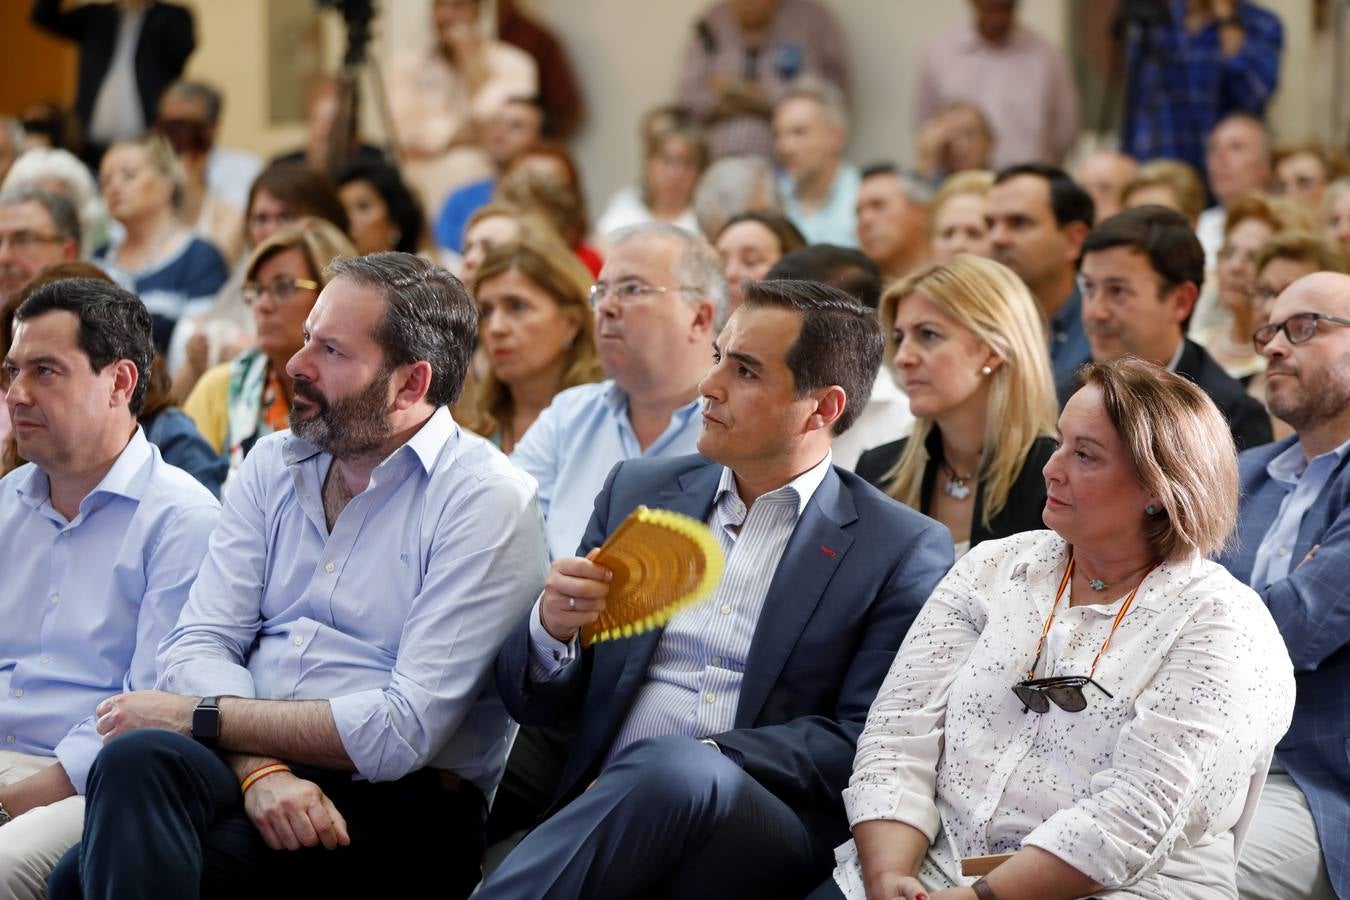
[0,277,218,900]
[47,253,549,900]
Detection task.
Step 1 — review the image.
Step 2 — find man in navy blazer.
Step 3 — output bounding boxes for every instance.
[1220,272,1350,899]
[478,280,953,899]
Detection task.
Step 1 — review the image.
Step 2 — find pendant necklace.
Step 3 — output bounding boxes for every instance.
[940,460,976,500]
[1079,560,1155,592]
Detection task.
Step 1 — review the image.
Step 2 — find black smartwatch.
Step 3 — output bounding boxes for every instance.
[192,696,222,749]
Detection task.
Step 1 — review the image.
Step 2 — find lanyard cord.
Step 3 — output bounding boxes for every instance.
[1025,555,1158,680]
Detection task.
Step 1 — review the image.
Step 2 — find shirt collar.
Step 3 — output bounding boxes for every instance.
[1163,337,1186,373]
[1269,433,1350,487]
[1020,532,1183,615]
[1050,285,1082,336]
[282,406,456,476]
[16,425,152,509]
[714,451,833,520]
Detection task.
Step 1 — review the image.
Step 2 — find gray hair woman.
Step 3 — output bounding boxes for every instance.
[812,358,1295,900]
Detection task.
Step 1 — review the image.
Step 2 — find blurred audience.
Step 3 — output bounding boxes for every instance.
[1272,140,1345,218]
[495,145,602,275]
[434,95,544,253]
[270,76,384,177]
[3,147,112,255]
[1324,176,1350,252]
[1197,193,1311,379]
[157,80,261,213]
[0,118,24,187]
[927,169,993,262]
[1121,158,1208,228]
[1198,112,1273,263]
[985,163,1095,382]
[335,159,426,256]
[773,77,858,246]
[913,101,995,187]
[678,0,850,160]
[182,218,355,477]
[466,235,604,452]
[1075,149,1137,224]
[692,154,781,239]
[917,0,1078,170]
[0,187,81,305]
[713,210,805,311]
[388,0,537,219]
[30,0,196,168]
[595,111,708,243]
[495,0,583,139]
[94,133,228,355]
[857,254,1056,555]
[1121,0,1282,175]
[854,163,931,282]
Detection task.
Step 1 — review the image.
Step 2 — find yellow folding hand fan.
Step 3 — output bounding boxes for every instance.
[581,505,726,647]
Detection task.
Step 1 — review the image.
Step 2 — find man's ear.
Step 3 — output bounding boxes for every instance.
[391,360,434,410]
[1061,220,1090,264]
[805,384,847,435]
[110,359,138,410]
[1164,281,1199,324]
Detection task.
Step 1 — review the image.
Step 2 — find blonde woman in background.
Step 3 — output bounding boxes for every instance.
[1325,177,1350,252]
[856,255,1057,557]
[182,217,355,476]
[467,234,603,451]
[927,170,993,263]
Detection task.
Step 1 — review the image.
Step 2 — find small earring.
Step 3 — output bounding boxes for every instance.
[981,365,993,376]
[1146,504,1157,516]
[561,336,575,351]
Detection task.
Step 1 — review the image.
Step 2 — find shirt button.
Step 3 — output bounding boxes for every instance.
[292,635,303,646]
[12,689,22,698]
[719,604,731,615]
[5,735,13,744]
[703,692,715,704]
[1277,546,1290,557]
[711,656,722,666]
[50,594,59,605]
[324,562,336,573]
[39,657,50,665]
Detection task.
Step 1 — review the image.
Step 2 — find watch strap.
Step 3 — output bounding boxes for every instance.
[192,696,222,747]
[972,878,998,900]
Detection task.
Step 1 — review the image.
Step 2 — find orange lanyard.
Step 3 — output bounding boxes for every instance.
[1025,556,1157,680]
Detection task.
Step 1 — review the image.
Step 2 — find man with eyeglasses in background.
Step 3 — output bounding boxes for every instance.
[0,188,81,308]
[1065,204,1272,449]
[492,223,726,851]
[1220,271,1350,900]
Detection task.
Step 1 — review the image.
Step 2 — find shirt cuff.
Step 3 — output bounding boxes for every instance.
[53,718,102,794]
[158,658,257,699]
[329,689,417,783]
[528,595,579,681]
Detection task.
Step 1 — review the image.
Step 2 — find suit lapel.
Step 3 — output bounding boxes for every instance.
[736,468,856,727]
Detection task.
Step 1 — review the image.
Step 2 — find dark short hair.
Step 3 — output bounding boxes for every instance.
[334,159,425,253]
[325,253,476,407]
[164,80,224,124]
[0,186,81,245]
[246,163,349,237]
[766,245,883,310]
[1082,205,1206,295]
[714,211,807,257]
[859,161,934,204]
[13,277,153,414]
[994,163,1095,229]
[740,279,884,436]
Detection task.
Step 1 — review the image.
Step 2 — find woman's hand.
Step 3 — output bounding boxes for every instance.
[865,873,932,900]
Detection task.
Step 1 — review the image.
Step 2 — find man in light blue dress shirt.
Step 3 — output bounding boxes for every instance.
[1220,273,1350,900]
[0,278,218,900]
[773,77,861,248]
[510,223,728,562]
[48,254,548,900]
[479,279,952,899]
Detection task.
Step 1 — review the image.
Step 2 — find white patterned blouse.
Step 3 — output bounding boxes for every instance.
[831,530,1295,899]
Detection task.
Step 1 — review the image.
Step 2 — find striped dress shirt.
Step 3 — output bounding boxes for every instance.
[529,454,831,765]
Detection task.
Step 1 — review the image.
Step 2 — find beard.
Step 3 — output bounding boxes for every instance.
[289,369,394,460]
[1267,353,1350,433]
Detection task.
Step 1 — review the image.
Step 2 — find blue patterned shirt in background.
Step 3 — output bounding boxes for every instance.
[1120,0,1282,175]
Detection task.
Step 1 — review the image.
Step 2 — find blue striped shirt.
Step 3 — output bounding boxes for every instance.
[530,453,831,764]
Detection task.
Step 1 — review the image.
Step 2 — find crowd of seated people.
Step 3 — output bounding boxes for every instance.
[2,0,1350,898]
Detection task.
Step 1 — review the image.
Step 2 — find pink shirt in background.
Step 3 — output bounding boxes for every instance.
[916,25,1080,170]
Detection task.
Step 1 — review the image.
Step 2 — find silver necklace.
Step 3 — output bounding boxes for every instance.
[1079,560,1154,592]
[940,460,976,501]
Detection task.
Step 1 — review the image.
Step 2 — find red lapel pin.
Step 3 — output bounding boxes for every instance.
[819,545,837,557]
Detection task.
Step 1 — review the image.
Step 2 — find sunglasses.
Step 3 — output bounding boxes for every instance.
[1012,675,1114,714]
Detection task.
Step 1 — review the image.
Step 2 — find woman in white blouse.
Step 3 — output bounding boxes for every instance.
[815,358,1295,900]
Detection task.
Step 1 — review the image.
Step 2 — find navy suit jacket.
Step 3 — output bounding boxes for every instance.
[1220,436,1350,897]
[495,454,953,854]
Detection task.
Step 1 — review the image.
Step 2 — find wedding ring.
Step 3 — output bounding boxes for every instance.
[568,597,576,611]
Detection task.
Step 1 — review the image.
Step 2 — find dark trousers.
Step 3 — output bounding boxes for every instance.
[46,728,486,900]
[474,735,832,900]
